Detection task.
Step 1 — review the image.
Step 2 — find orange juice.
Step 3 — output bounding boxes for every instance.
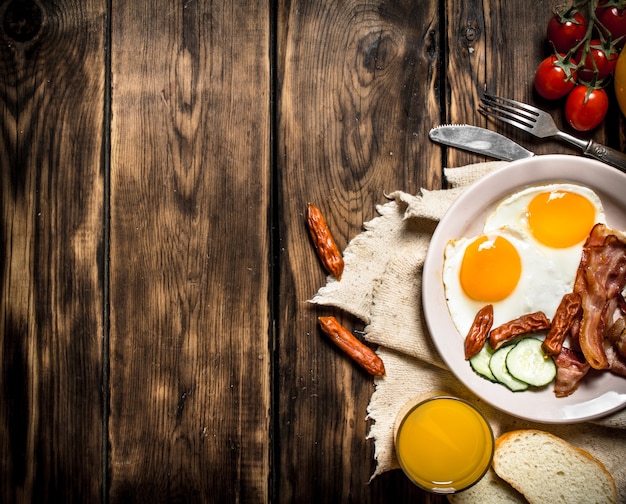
[394,396,493,494]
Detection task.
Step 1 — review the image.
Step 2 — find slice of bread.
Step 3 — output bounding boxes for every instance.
[492,429,617,504]
[447,468,526,504]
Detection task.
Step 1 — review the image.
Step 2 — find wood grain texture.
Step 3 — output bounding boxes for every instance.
[2,0,626,502]
[109,1,271,501]
[276,0,444,501]
[0,0,106,502]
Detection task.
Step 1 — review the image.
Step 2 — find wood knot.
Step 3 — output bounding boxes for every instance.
[2,0,44,43]
[463,24,480,43]
[360,32,397,75]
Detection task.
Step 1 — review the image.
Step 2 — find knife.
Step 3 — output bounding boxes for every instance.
[429,124,534,161]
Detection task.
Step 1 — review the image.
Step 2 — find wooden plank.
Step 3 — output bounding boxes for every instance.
[0,1,106,502]
[109,1,271,501]
[276,0,444,501]
[445,0,618,168]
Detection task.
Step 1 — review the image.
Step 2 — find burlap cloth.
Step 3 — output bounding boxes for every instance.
[311,161,626,502]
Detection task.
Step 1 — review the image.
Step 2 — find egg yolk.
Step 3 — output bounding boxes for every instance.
[527,191,595,248]
[459,235,521,302]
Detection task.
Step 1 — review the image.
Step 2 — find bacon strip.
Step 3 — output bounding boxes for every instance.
[553,347,591,398]
[606,318,626,359]
[617,294,626,316]
[573,224,626,370]
[606,345,626,377]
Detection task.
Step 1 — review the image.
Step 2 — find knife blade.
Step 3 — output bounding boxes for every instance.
[429,124,535,161]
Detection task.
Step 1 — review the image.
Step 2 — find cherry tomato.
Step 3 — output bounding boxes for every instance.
[574,39,619,81]
[534,54,578,100]
[547,10,587,53]
[596,1,626,48]
[564,85,609,131]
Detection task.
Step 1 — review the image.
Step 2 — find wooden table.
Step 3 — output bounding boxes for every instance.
[1,1,623,502]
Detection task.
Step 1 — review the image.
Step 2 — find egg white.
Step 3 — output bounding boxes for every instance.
[482,183,605,291]
[442,226,570,337]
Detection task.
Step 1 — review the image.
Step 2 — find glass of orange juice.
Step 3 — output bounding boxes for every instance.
[394,394,494,494]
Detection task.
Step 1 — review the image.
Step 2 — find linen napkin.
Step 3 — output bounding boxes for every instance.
[310,161,626,502]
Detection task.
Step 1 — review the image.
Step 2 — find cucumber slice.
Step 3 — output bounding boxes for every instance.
[489,344,529,392]
[469,344,497,382]
[506,338,556,387]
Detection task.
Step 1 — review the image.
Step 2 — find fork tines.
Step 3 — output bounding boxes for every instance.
[479,94,539,131]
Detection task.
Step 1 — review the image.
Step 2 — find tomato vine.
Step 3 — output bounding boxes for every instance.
[535,0,626,129]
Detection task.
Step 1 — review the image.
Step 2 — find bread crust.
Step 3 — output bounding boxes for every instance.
[492,429,617,504]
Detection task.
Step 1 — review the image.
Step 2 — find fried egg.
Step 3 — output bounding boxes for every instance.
[483,183,606,290]
[443,226,570,336]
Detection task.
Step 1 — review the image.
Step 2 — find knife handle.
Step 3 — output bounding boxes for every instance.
[583,141,626,174]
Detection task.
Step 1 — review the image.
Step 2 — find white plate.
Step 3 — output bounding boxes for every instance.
[422,155,626,423]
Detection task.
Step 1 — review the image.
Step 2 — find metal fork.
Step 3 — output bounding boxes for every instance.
[479,94,626,172]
